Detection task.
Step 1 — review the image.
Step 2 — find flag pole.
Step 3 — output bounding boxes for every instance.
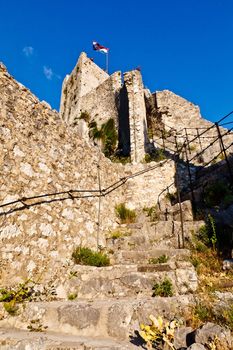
[106,51,109,73]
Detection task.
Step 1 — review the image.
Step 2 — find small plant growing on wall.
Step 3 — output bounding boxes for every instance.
[144,149,166,163]
[152,278,173,297]
[196,214,218,250]
[149,255,169,264]
[89,118,118,158]
[72,246,110,267]
[165,192,177,203]
[115,203,136,224]
[143,205,159,222]
[0,281,35,316]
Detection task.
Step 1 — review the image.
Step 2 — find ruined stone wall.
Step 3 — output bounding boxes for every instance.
[0,63,177,286]
[0,62,124,285]
[154,90,233,164]
[124,70,148,163]
[79,71,121,128]
[60,52,109,124]
[155,90,204,130]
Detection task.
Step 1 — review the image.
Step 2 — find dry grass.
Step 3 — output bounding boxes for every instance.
[185,237,233,332]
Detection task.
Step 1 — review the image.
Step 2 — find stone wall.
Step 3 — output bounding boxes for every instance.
[0,62,124,285]
[122,160,176,209]
[60,53,154,164]
[154,90,233,164]
[60,52,109,124]
[78,71,121,128]
[124,70,148,163]
[155,90,204,130]
[0,63,176,286]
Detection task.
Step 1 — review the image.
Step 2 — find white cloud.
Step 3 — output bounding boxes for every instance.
[43,66,53,80]
[43,66,61,80]
[22,46,34,57]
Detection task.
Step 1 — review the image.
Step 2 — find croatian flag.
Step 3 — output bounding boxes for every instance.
[93,41,109,54]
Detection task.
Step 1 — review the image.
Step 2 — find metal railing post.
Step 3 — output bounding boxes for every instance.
[215,122,233,184]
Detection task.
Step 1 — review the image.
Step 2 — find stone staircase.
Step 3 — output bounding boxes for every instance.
[0,202,202,349]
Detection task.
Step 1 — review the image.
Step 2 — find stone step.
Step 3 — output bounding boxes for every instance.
[111,248,190,264]
[0,296,194,341]
[57,261,197,299]
[0,329,137,349]
[107,221,204,252]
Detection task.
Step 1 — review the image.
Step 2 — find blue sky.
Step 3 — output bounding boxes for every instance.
[0,0,233,122]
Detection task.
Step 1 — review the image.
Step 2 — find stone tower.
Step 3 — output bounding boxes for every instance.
[60,52,148,163]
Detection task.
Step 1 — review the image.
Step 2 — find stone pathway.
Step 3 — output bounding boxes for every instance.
[0,202,201,349]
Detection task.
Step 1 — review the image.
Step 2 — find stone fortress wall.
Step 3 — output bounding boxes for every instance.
[0,62,175,286]
[79,71,121,128]
[60,52,109,124]
[60,53,149,163]
[154,90,233,164]
[60,52,233,165]
[1,51,233,286]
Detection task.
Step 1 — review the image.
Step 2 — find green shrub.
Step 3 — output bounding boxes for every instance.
[165,192,177,203]
[190,256,200,269]
[188,301,233,331]
[109,231,123,239]
[0,281,34,316]
[144,149,166,163]
[72,247,110,267]
[115,203,136,224]
[3,301,18,315]
[68,293,77,300]
[139,315,179,350]
[0,282,33,304]
[195,241,208,253]
[152,278,173,297]
[149,255,169,264]
[147,127,153,139]
[110,155,131,164]
[197,214,217,249]
[108,230,131,240]
[194,302,214,323]
[27,319,48,332]
[143,205,159,222]
[89,118,118,158]
[102,119,118,157]
[223,304,233,330]
[203,180,233,208]
[198,224,210,245]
